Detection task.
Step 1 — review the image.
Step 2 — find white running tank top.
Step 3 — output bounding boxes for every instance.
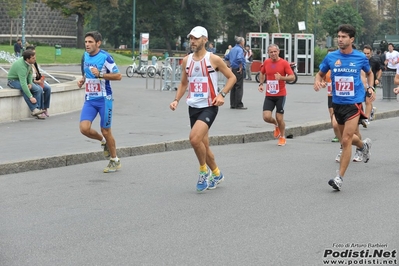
[185,52,218,108]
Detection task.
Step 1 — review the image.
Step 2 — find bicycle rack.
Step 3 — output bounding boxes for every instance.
[160,57,183,91]
[145,62,158,90]
[217,71,227,92]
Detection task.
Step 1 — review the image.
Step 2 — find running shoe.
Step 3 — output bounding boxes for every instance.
[103,159,121,173]
[101,141,111,160]
[362,138,372,163]
[273,126,281,138]
[208,172,225,190]
[353,149,363,162]
[277,136,286,146]
[197,169,210,192]
[361,119,368,128]
[331,136,339,142]
[328,175,343,191]
[335,149,342,162]
[370,107,377,121]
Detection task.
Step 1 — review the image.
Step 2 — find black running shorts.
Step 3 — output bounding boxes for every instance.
[263,96,286,114]
[332,103,367,125]
[189,106,218,128]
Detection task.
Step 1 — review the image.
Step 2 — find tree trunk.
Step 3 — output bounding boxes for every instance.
[163,31,172,56]
[76,14,85,48]
[9,19,13,46]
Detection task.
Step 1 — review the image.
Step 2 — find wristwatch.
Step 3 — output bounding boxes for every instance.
[99,72,104,78]
[220,91,227,98]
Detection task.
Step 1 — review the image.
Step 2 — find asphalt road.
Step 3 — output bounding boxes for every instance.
[1,117,398,266]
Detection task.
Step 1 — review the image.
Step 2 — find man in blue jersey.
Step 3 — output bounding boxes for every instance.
[77,31,122,173]
[314,24,375,191]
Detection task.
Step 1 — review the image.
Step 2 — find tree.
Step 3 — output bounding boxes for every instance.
[321,2,363,39]
[88,0,226,54]
[1,0,34,45]
[244,0,272,32]
[222,0,254,43]
[381,0,399,35]
[352,0,380,46]
[41,0,119,48]
[135,0,185,54]
[85,0,132,49]
[182,0,225,44]
[272,0,305,34]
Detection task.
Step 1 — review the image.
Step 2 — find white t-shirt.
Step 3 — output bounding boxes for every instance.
[385,50,399,70]
[245,49,252,63]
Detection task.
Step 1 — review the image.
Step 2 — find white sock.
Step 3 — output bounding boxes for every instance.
[101,137,106,143]
[111,157,119,162]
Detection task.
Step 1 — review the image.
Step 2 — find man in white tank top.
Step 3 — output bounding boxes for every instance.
[169,26,236,192]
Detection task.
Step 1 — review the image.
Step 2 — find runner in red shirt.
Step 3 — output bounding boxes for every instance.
[258,44,295,146]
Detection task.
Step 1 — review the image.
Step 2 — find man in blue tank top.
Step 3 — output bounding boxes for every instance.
[314,24,375,191]
[77,31,122,173]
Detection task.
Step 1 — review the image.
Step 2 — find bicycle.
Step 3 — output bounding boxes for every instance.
[126,56,138,77]
[126,56,150,78]
[146,57,164,78]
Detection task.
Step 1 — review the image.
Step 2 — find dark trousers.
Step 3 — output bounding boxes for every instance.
[230,68,244,108]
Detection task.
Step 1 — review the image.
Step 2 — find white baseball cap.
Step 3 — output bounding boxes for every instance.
[187,26,208,38]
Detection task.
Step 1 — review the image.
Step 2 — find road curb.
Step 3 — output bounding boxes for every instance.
[2,109,398,176]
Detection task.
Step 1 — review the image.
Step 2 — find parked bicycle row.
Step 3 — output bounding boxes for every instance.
[125,56,181,79]
[126,56,183,91]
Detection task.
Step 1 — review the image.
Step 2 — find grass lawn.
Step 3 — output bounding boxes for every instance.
[0,45,133,66]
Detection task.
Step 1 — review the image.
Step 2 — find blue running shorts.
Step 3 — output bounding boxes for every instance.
[80,97,113,128]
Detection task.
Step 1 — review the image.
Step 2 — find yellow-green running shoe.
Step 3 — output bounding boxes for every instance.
[103,159,121,173]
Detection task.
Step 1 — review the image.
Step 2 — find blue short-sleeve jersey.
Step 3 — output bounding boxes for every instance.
[319,49,370,104]
[83,50,120,101]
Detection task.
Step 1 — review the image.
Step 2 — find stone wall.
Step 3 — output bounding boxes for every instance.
[0,74,83,123]
[0,2,77,47]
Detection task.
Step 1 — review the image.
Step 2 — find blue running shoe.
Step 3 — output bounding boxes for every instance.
[208,172,225,190]
[196,169,210,192]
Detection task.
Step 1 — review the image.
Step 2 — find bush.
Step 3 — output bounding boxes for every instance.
[314,47,327,70]
[253,49,261,60]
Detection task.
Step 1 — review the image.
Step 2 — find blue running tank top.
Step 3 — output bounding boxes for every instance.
[83,50,120,101]
[319,49,370,104]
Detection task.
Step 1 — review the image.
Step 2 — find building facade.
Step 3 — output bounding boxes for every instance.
[0,2,77,47]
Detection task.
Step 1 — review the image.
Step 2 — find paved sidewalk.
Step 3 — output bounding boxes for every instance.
[1,65,398,175]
